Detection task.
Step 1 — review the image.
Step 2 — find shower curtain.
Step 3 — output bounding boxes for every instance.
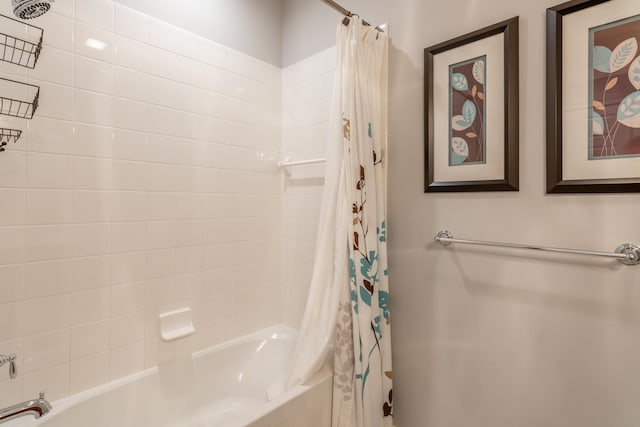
[287,16,393,427]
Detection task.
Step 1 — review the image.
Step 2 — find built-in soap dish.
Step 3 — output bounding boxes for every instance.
[159,307,194,342]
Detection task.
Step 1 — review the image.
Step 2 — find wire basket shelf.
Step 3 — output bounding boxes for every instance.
[0,128,22,152]
[0,78,39,119]
[0,14,43,69]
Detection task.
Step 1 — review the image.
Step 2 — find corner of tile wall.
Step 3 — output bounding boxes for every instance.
[280,46,336,328]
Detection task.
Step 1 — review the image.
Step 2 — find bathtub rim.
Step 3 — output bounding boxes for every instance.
[8,323,312,427]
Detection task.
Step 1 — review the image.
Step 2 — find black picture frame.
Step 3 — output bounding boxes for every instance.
[547,0,640,193]
[424,17,519,193]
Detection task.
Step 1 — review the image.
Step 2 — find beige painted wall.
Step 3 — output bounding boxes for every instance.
[284,0,640,426]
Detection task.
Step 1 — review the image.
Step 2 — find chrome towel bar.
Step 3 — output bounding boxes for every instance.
[434,230,640,266]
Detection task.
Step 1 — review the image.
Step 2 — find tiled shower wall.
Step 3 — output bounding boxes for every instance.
[281,47,335,327]
[0,0,282,403]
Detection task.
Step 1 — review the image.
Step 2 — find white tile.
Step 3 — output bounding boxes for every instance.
[144,338,174,368]
[0,189,25,225]
[180,140,206,167]
[112,129,147,161]
[22,329,69,374]
[176,166,202,193]
[203,219,231,244]
[74,90,114,127]
[115,5,149,42]
[26,153,72,189]
[0,264,24,304]
[174,272,202,303]
[75,22,115,63]
[146,105,183,138]
[203,243,232,270]
[146,135,181,164]
[114,35,149,73]
[24,259,71,299]
[22,294,68,336]
[114,97,148,132]
[22,363,69,401]
[202,267,231,298]
[26,189,72,225]
[25,225,70,262]
[72,123,113,158]
[72,190,111,223]
[73,156,112,190]
[0,301,22,342]
[147,221,177,250]
[26,117,74,154]
[114,66,148,102]
[27,47,74,86]
[176,246,202,274]
[69,320,109,360]
[0,150,26,188]
[71,223,110,257]
[110,341,143,380]
[146,163,177,192]
[0,376,23,408]
[111,222,145,253]
[147,46,183,81]
[177,220,202,247]
[0,226,24,265]
[68,287,110,326]
[32,81,74,121]
[76,0,114,30]
[110,312,144,348]
[111,281,146,317]
[70,255,110,292]
[111,160,146,191]
[146,192,177,221]
[202,168,229,194]
[144,276,175,307]
[201,64,228,94]
[203,194,230,218]
[110,252,146,285]
[74,56,114,95]
[110,191,146,221]
[176,193,202,220]
[39,12,75,52]
[69,352,109,394]
[146,249,175,280]
[52,0,75,18]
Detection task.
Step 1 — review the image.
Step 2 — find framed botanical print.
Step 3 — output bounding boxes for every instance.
[424,17,519,192]
[547,0,640,192]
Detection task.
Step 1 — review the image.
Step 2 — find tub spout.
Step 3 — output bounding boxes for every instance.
[0,392,52,424]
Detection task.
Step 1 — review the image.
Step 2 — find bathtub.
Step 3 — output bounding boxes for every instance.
[8,325,332,427]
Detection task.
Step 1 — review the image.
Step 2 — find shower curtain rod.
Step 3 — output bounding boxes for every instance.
[320,0,382,30]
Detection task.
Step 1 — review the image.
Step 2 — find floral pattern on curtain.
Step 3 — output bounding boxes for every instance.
[332,18,393,427]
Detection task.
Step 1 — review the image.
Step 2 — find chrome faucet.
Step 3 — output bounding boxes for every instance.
[0,355,16,379]
[0,392,52,424]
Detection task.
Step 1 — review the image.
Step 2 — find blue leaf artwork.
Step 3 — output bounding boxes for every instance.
[450,137,469,165]
[449,56,486,165]
[629,56,640,90]
[591,110,604,136]
[609,38,638,73]
[451,73,468,91]
[617,91,640,128]
[593,46,612,73]
[589,16,640,159]
[462,100,476,124]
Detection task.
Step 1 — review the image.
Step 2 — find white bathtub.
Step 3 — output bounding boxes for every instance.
[8,325,332,427]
